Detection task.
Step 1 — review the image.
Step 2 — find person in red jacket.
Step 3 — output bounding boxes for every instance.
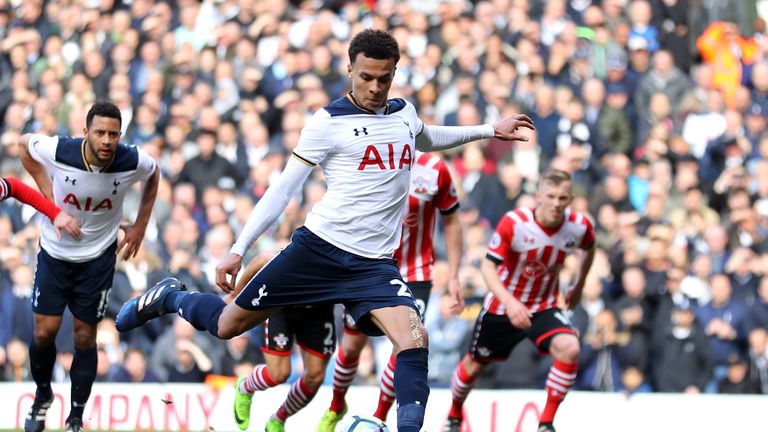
[0,177,80,239]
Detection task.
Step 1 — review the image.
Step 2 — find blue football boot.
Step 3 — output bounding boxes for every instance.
[116,277,186,332]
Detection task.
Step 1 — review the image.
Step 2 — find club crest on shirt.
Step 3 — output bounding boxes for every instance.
[413,175,428,194]
[522,259,548,278]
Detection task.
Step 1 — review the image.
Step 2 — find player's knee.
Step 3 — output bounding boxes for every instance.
[33,327,58,346]
[463,356,484,377]
[73,328,96,349]
[303,368,325,389]
[343,333,368,356]
[215,320,242,340]
[551,335,580,361]
[270,367,291,384]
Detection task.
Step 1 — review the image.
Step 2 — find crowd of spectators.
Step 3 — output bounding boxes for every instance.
[1,0,768,397]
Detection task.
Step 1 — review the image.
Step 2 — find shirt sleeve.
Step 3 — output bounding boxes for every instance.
[434,158,459,214]
[487,215,515,264]
[135,147,158,181]
[27,134,59,168]
[292,110,335,166]
[579,215,596,250]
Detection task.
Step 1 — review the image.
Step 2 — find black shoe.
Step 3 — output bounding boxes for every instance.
[443,416,462,432]
[24,388,54,432]
[537,422,556,432]
[65,417,84,432]
[115,277,186,332]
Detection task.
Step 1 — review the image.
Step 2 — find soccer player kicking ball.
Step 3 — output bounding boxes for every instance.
[230,254,336,432]
[20,101,159,432]
[444,169,595,432]
[116,29,532,432]
[317,150,464,432]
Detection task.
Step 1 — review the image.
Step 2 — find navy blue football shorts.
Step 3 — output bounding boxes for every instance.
[234,226,419,336]
[33,242,117,324]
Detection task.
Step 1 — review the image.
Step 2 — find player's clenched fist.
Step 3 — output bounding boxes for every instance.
[216,252,243,293]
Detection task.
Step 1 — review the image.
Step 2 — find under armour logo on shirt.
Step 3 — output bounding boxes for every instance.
[64,176,77,185]
[353,127,368,136]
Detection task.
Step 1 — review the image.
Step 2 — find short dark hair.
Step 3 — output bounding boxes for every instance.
[86,101,122,128]
[348,29,400,64]
[539,168,572,188]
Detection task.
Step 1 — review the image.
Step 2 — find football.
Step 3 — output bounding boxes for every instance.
[335,414,390,432]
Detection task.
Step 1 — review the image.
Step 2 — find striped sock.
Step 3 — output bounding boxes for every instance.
[276,377,318,421]
[540,360,578,423]
[449,359,477,419]
[373,355,397,420]
[329,348,359,414]
[240,364,278,394]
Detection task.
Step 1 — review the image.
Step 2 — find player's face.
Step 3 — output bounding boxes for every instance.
[84,115,121,165]
[535,180,573,225]
[348,54,396,111]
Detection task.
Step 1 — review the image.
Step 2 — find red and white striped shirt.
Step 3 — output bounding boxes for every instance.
[484,207,595,314]
[394,152,459,282]
[0,178,9,202]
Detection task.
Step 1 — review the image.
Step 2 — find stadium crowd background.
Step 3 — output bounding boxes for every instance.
[1,0,768,396]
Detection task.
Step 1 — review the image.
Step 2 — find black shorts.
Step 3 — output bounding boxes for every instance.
[234,227,418,336]
[468,307,577,363]
[261,304,337,359]
[33,243,117,324]
[344,280,432,334]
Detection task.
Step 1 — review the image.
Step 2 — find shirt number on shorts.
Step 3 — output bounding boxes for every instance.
[390,279,412,297]
[96,288,111,319]
[324,322,334,346]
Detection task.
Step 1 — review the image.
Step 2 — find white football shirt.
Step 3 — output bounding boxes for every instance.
[296,95,423,258]
[29,134,157,262]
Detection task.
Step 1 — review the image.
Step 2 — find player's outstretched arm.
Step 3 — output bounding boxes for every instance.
[415,114,534,152]
[1,177,81,239]
[216,156,313,293]
[117,167,159,260]
[18,134,53,200]
[565,243,596,310]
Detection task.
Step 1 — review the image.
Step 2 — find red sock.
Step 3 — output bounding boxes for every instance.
[330,347,359,414]
[449,359,477,419]
[276,377,318,421]
[540,360,577,423]
[373,355,396,420]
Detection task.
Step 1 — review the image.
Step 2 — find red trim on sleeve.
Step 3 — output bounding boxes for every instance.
[4,177,61,221]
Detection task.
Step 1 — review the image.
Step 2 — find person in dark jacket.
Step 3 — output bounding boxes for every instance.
[175,129,244,201]
[651,304,713,392]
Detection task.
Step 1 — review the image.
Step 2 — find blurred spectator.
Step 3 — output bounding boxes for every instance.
[651,304,712,392]
[2,338,30,382]
[577,309,634,392]
[112,348,161,383]
[747,327,768,393]
[424,290,470,386]
[695,274,750,392]
[717,352,762,394]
